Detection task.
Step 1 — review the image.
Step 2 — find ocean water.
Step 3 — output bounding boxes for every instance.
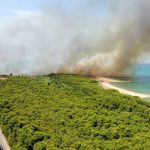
[112,64,150,95]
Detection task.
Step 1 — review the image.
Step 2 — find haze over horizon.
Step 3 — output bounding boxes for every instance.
[0,0,150,76]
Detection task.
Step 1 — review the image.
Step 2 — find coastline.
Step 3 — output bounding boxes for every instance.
[96,77,150,99]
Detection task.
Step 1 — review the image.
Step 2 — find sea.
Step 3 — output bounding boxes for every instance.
[112,64,150,95]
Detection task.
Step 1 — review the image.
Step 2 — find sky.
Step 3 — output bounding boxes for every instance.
[0,0,44,16]
[0,0,107,16]
[2,0,149,64]
[0,0,149,72]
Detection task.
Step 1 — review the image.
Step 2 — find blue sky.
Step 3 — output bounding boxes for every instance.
[0,0,44,16]
[0,0,107,16]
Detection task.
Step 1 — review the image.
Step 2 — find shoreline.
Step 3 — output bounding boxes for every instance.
[96,77,150,99]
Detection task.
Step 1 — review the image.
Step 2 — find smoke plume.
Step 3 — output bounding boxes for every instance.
[0,0,150,76]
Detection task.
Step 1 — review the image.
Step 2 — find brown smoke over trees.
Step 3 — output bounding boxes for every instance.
[0,0,150,76]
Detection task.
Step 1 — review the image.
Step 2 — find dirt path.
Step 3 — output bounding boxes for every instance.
[0,129,11,150]
[0,78,6,81]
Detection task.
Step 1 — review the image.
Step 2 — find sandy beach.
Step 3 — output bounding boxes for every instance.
[96,77,150,99]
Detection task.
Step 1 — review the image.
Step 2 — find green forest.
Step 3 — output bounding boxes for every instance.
[0,74,150,150]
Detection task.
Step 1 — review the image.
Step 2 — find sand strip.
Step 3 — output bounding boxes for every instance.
[96,77,150,99]
[96,77,131,83]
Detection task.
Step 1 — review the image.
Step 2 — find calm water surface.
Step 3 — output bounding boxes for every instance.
[112,64,150,95]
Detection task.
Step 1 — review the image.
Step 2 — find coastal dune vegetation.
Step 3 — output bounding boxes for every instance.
[0,74,150,149]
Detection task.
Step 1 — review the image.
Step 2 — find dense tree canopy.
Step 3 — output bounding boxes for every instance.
[0,74,150,150]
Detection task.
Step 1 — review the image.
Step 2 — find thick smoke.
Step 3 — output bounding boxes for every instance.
[0,0,150,76]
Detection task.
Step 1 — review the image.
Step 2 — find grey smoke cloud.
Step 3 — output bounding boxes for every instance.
[0,0,150,76]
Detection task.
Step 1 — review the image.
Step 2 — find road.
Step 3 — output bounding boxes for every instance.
[0,129,11,150]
